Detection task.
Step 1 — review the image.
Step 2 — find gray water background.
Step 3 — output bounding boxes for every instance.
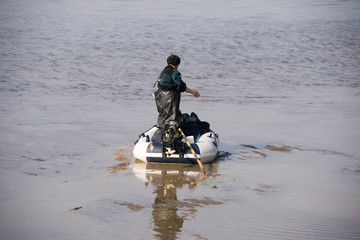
[1,0,360,239]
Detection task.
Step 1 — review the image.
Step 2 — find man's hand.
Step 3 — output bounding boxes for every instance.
[186,87,200,98]
[192,91,200,98]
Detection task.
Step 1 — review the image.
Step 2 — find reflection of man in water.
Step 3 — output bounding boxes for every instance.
[154,55,200,128]
[152,181,183,240]
[150,168,199,239]
[139,163,217,239]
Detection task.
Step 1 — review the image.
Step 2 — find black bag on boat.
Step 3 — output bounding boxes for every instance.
[151,112,211,143]
[179,112,210,139]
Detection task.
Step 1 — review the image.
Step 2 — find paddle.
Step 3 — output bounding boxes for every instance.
[178,128,207,175]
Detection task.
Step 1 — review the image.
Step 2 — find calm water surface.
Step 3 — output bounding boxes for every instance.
[1,0,360,239]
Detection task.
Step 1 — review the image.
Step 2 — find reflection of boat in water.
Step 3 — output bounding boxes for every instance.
[133,160,219,186]
[133,160,219,239]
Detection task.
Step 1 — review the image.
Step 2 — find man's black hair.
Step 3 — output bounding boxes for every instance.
[167,55,181,66]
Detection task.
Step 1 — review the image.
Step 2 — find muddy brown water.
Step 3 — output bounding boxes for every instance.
[1,0,360,239]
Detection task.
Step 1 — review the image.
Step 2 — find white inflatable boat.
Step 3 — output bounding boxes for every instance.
[133,125,219,164]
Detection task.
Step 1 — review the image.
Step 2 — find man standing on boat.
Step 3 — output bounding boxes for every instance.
[154,55,200,128]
